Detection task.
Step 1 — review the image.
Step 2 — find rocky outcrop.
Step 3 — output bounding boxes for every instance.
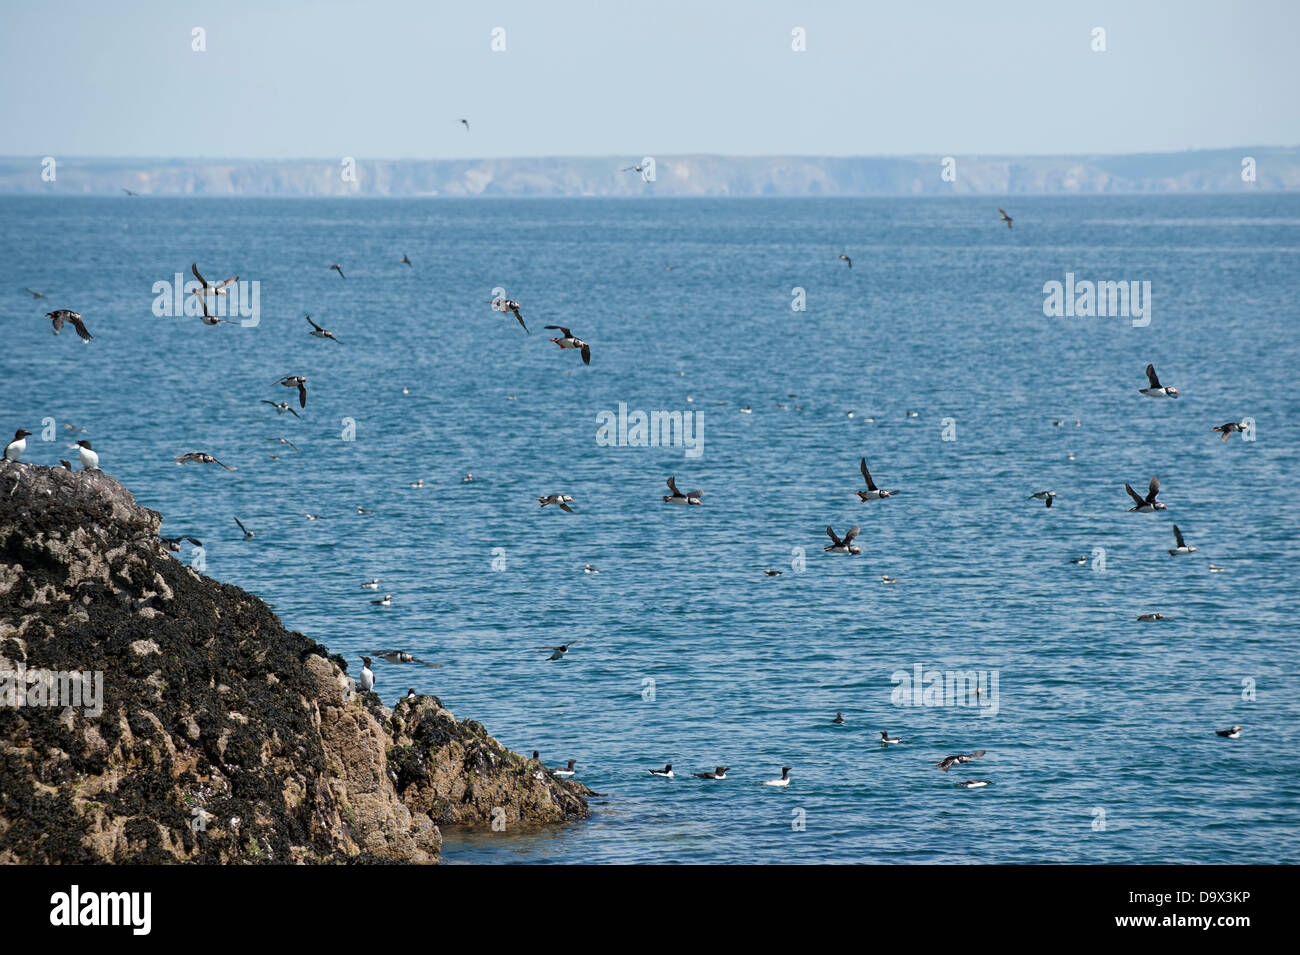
[0,461,590,863]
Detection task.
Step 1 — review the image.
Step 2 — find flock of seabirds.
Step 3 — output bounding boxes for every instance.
[6,199,1251,798]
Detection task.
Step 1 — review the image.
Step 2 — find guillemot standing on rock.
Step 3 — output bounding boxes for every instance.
[1140,363,1179,398]
[824,525,862,555]
[359,657,374,692]
[4,430,30,462]
[1125,476,1166,511]
[1168,524,1197,555]
[692,767,729,780]
[649,764,674,778]
[663,476,703,505]
[76,440,99,470]
[763,767,792,787]
[1215,725,1242,739]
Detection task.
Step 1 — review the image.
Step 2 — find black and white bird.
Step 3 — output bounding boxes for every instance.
[1215,725,1243,739]
[361,578,380,589]
[544,326,591,365]
[1211,421,1247,441]
[260,400,301,418]
[489,296,528,332]
[1029,490,1058,508]
[957,779,992,789]
[839,253,852,268]
[536,493,576,512]
[190,263,237,297]
[234,517,254,540]
[648,764,674,778]
[372,650,441,668]
[764,568,783,577]
[692,767,729,780]
[197,296,237,325]
[47,309,92,341]
[275,376,308,408]
[400,253,412,267]
[371,594,393,607]
[4,429,31,463]
[359,656,375,692]
[23,287,45,299]
[305,315,342,343]
[1125,475,1166,512]
[159,535,202,552]
[1168,524,1197,556]
[934,750,986,772]
[855,458,894,500]
[998,207,1013,229]
[534,640,583,661]
[1136,612,1167,622]
[75,440,99,470]
[1139,363,1179,398]
[175,451,236,470]
[762,767,792,787]
[329,263,346,279]
[880,731,902,745]
[832,712,846,725]
[663,476,703,505]
[824,525,862,555]
[551,760,577,778]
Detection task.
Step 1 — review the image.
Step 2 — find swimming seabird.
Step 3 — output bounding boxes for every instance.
[537,493,576,512]
[234,517,254,540]
[1125,475,1166,511]
[260,400,301,418]
[1029,490,1058,508]
[4,429,31,463]
[400,253,412,267]
[1211,421,1246,441]
[832,712,846,724]
[361,579,380,589]
[855,457,894,500]
[880,731,902,744]
[23,288,45,299]
[998,208,1013,229]
[1208,564,1226,573]
[1069,556,1088,565]
[329,264,345,279]
[305,315,343,343]
[75,440,98,470]
[648,764,674,778]
[1139,363,1179,398]
[190,263,237,297]
[663,476,703,505]
[823,525,862,555]
[552,760,577,777]
[1215,725,1242,739]
[371,594,393,606]
[692,767,729,780]
[544,326,591,365]
[583,563,599,574]
[934,750,986,771]
[372,650,441,668]
[489,297,528,332]
[1136,612,1167,622]
[1168,524,1197,556]
[880,575,899,584]
[357,506,372,514]
[839,254,851,268]
[359,656,375,692]
[274,376,308,408]
[764,568,783,577]
[533,640,583,661]
[47,310,92,341]
[957,779,992,788]
[762,767,792,787]
[175,451,236,470]
[461,473,474,482]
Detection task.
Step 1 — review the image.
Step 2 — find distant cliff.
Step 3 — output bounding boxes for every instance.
[2,148,1296,197]
[0,461,590,864]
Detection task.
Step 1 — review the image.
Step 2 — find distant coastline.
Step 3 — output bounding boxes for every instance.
[2,147,1297,197]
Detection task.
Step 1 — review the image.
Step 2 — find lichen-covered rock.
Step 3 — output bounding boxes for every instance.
[0,462,587,863]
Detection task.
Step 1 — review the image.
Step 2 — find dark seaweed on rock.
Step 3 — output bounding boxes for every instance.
[0,461,590,864]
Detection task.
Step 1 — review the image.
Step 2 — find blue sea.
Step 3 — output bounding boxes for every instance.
[3,194,1298,864]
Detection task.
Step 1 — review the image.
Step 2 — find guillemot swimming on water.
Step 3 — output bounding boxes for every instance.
[552,760,577,777]
[75,440,98,470]
[537,493,576,512]
[305,315,343,343]
[824,525,862,555]
[1139,363,1179,398]
[47,309,92,341]
[175,451,236,470]
[1168,524,1197,556]
[648,764,674,778]
[4,429,31,462]
[1029,490,1058,508]
[1125,475,1166,511]
[234,517,254,540]
[762,767,792,787]
[880,576,899,584]
[544,326,591,365]
[534,640,583,661]
[855,457,894,500]
[934,750,986,771]
[1211,421,1247,441]
[274,376,308,408]
[692,766,729,780]
[260,400,301,418]
[488,296,528,332]
[764,568,782,576]
[880,731,902,744]
[957,779,992,788]
[663,477,703,505]
[359,657,374,692]
[1215,725,1242,739]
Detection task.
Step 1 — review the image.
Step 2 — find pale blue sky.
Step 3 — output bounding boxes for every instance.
[1,0,1296,159]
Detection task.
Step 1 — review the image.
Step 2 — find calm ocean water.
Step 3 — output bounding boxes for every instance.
[2,194,1298,864]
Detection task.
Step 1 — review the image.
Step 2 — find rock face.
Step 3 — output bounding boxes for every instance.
[0,462,590,864]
